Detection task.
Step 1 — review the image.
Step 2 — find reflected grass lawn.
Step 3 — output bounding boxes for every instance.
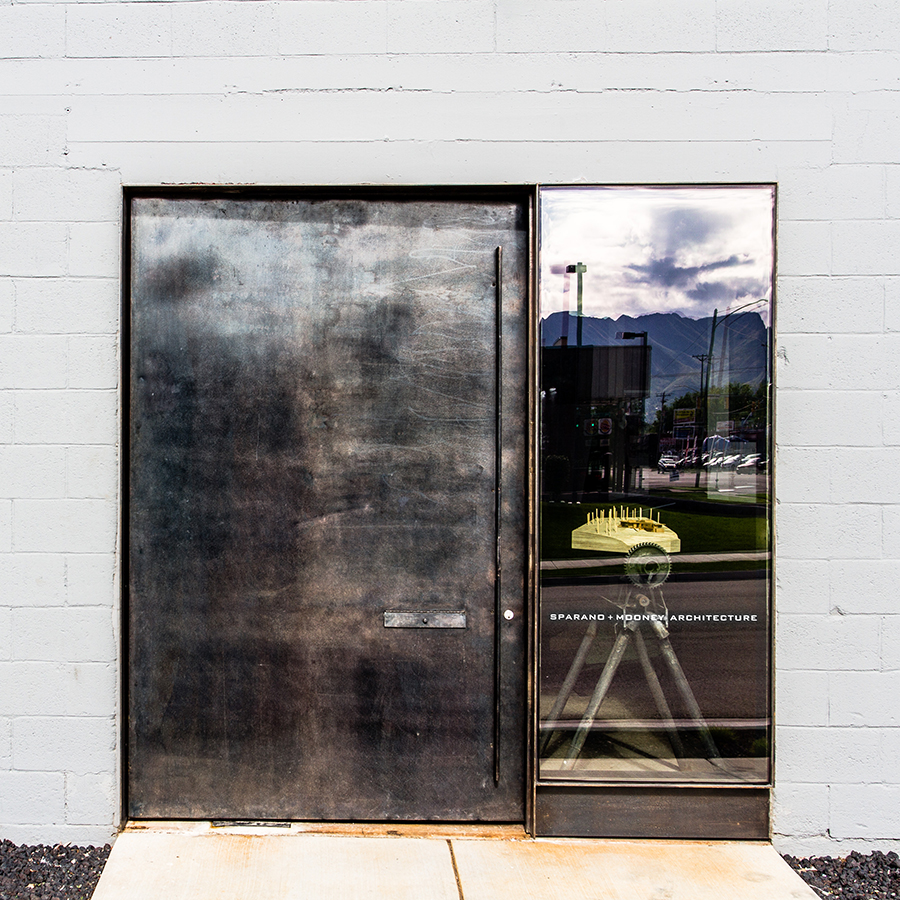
[656,486,770,505]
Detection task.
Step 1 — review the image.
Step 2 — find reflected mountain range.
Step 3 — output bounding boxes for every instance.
[541,311,769,401]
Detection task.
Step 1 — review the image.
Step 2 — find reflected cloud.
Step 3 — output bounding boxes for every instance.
[540,186,774,324]
[625,255,743,289]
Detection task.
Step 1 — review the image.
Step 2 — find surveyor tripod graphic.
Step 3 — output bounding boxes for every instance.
[540,545,724,772]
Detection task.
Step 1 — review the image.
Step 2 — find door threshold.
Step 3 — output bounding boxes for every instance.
[124,820,530,840]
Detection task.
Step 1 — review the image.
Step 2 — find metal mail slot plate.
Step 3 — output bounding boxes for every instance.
[383,611,467,629]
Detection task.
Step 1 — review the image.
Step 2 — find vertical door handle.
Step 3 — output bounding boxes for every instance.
[494,245,503,784]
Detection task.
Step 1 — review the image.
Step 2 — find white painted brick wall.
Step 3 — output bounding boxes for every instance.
[0,171,11,222]
[14,279,119,336]
[777,277,884,334]
[0,115,67,167]
[0,0,898,853]
[0,6,66,60]
[0,283,12,336]
[0,718,10,771]
[715,0,828,52]
[828,0,900,51]
[66,4,174,59]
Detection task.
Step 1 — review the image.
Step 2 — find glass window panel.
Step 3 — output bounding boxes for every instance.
[538,185,774,785]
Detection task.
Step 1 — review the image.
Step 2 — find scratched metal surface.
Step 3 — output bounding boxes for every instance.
[128,195,528,820]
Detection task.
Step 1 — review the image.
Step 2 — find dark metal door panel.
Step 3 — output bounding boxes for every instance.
[127,194,528,821]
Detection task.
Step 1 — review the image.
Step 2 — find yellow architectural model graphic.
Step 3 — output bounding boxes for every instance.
[571,507,681,554]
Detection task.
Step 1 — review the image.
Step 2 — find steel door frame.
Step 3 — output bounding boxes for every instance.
[121,184,539,827]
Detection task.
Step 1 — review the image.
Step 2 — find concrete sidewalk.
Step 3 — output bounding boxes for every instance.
[91,824,817,900]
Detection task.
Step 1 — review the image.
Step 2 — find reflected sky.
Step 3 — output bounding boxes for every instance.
[540,186,774,325]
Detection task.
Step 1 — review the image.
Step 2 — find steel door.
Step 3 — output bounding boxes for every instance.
[127,192,528,821]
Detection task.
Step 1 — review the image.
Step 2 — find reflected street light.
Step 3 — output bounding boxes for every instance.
[566,262,587,346]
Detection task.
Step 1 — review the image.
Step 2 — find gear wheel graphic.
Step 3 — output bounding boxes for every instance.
[624,543,671,588]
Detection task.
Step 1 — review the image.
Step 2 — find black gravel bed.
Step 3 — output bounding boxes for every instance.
[783,851,900,899]
[0,841,110,900]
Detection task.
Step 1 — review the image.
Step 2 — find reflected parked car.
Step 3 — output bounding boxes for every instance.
[736,454,761,472]
[657,455,679,473]
[721,453,742,470]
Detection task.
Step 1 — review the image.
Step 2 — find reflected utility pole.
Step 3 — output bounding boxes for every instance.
[691,354,709,402]
[692,352,710,487]
[704,309,719,409]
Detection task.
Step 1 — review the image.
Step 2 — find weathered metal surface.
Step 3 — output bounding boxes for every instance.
[383,611,467,629]
[534,785,769,839]
[127,193,529,821]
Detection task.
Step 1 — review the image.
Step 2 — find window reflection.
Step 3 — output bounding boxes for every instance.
[538,186,773,784]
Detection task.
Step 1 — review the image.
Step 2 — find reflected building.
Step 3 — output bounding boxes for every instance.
[541,342,651,498]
